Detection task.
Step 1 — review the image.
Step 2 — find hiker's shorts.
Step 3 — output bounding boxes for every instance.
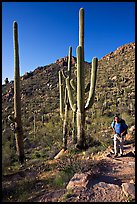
[114,134,124,155]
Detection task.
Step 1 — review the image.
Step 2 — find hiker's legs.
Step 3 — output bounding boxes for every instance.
[114,134,120,155]
[119,136,124,155]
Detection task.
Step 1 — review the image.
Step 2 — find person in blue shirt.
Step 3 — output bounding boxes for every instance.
[111,114,128,157]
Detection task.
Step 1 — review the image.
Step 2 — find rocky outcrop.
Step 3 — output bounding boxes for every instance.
[101,42,135,61]
[55,56,76,66]
[21,71,33,80]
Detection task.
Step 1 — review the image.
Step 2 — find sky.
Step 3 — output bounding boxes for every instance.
[2,2,135,84]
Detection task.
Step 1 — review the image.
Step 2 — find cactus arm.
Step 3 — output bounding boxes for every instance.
[8,115,17,123]
[59,71,64,119]
[61,46,72,80]
[66,77,76,112]
[85,57,98,110]
[61,69,67,79]
[77,46,85,113]
[70,79,77,91]
[68,46,72,78]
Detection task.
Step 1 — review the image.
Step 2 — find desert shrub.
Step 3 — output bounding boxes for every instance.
[2,177,38,202]
[121,112,135,127]
[53,169,73,188]
[2,140,17,174]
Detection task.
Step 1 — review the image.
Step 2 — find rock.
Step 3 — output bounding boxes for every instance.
[94,182,120,190]
[128,161,135,168]
[100,42,135,60]
[66,172,91,190]
[129,179,135,184]
[122,183,135,199]
[125,134,133,141]
[21,72,33,80]
[54,149,67,159]
[111,76,117,81]
[129,125,135,133]
[91,182,125,202]
[55,56,76,66]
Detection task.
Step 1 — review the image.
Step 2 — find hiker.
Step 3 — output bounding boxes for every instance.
[111,114,128,157]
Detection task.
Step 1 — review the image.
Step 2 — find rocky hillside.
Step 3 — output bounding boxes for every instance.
[2,42,135,202]
[2,42,135,114]
[2,41,135,159]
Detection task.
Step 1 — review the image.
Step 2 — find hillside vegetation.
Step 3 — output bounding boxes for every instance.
[2,42,135,202]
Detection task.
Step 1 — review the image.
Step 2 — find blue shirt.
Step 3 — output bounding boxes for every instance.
[111,121,128,135]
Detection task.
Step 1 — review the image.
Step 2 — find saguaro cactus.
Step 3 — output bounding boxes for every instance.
[13,21,25,163]
[59,46,74,150]
[77,47,98,148]
[4,78,9,85]
[66,8,98,149]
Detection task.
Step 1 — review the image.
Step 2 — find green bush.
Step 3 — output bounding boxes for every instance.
[53,168,74,188]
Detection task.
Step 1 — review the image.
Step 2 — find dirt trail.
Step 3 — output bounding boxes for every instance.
[62,142,135,202]
[34,141,135,202]
[2,141,135,202]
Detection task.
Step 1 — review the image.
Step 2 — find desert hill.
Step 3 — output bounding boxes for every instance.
[2,42,135,202]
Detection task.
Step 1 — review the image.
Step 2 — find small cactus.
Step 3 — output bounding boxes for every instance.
[4,78,9,85]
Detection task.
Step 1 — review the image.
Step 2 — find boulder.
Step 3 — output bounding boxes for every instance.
[122,183,135,199]
[129,125,135,133]
[66,172,91,190]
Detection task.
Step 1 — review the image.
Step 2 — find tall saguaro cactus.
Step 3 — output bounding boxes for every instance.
[77,46,98,148]
[66,8,98,149]
[13,21,25,163]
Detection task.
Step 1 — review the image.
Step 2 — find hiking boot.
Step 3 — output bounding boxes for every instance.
[114,154,118,158]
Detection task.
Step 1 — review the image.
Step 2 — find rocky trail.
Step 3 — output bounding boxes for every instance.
[36,141,135,202]
[2,139,135,202]
[63,143,135,202]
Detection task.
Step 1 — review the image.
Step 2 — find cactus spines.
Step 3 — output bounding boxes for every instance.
[13,21,25,164]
